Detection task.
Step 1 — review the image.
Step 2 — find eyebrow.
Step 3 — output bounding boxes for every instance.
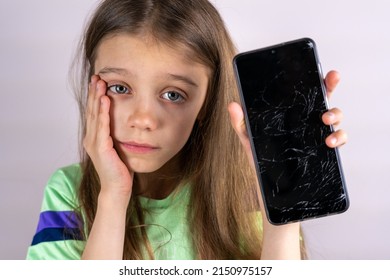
[166,73,199,88]
[98,67,129,76]
[97,67,199,88]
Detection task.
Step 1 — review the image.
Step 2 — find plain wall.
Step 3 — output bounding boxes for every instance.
[1,0,389,259]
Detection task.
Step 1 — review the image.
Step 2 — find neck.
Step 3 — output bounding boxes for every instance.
[134,153,183,199]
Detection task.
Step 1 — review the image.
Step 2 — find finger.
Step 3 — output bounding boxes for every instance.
[228,102,246,138]
[87,80,106,141]
[86,75,99,118]
[97,95,112,148]
[86,75,101,135]
[227,102,251,152]
[91,79,107,122]
[322,107,343,127]
[324,70,340,99]
[325,129,348,148]
[85,77,107,151]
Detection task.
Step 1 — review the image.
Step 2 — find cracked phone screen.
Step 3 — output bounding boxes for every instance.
[234,38,349,224]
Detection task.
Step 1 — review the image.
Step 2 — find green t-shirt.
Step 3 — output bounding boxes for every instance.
[26,164,195,260]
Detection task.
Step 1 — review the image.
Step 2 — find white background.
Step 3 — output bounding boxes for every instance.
[0,0,389,259]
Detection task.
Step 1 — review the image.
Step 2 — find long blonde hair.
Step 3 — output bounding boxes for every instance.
[73,0,265,259]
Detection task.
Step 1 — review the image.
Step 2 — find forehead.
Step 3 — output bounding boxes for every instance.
[94,33,210,74]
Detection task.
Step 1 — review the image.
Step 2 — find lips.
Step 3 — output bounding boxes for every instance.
[118,141,159,154]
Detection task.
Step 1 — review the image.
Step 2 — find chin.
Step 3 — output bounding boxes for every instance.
[124,158,166,174]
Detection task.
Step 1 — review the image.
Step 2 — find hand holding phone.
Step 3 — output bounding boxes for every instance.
[233,38,349,225]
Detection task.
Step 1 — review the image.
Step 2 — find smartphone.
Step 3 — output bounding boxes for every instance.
[233,38,349,225]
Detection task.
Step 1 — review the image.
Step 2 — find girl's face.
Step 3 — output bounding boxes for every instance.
[94,34,210,173]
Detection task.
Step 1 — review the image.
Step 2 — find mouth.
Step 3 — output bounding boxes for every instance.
[118,141,159,154]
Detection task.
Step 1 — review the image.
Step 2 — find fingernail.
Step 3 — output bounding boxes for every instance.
[327,112,335,121]
[330,137,337,146]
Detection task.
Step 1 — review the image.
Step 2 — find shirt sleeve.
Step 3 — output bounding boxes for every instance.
[26,164,86,260]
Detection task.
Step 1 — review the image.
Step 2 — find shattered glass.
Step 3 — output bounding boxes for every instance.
[234,38,349,224]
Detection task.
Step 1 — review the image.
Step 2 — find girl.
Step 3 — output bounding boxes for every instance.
[27,0,347,260]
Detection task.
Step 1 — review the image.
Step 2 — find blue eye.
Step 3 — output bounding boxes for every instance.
[108,84,129,94]
[161,91,185,103]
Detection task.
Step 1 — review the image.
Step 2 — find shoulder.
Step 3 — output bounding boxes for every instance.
[26,163,85,260]
[48,163,82,186]
[40,163,82,212]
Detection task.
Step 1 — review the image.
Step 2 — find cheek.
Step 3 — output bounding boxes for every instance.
[166,111,199,146]
[168,98,206,141]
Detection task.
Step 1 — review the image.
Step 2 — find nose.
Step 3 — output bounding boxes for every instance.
[127,96,159,131]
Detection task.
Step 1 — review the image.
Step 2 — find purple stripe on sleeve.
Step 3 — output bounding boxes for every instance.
[36,211,82,233]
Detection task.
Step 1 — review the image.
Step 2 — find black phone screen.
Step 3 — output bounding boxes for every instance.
[233,38,349,224]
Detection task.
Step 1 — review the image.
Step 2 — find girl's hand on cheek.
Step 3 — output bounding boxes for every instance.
[83,75,133,204]
[322,70,348,148]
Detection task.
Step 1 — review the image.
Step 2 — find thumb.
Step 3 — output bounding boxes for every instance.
[227,102,251,152]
